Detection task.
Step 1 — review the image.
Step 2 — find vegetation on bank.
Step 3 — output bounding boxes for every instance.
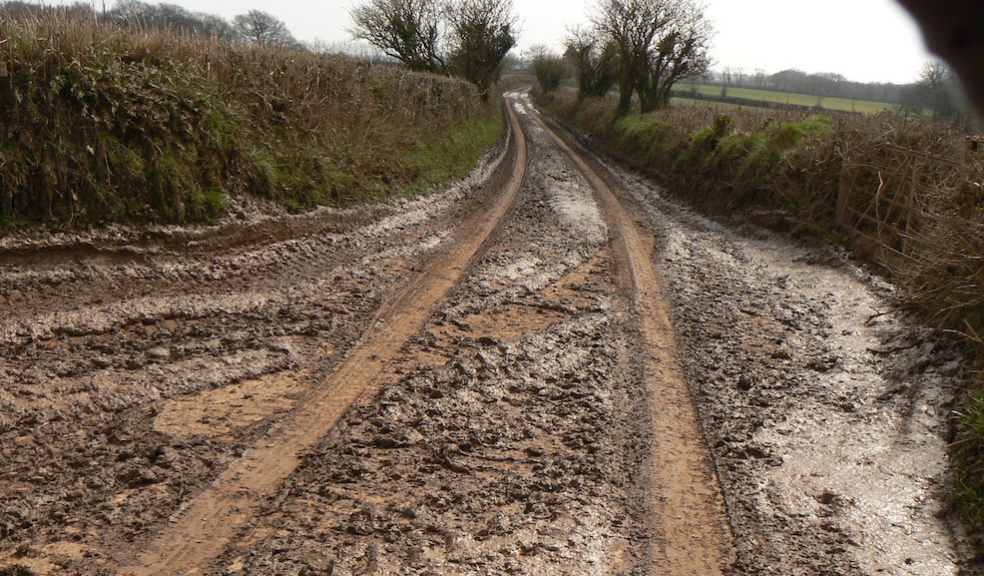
[538,90,984,550]
[0,14,500,231]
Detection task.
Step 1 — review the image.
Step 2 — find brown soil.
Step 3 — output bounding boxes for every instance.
[527,100,733,574]
[0,92,970,576]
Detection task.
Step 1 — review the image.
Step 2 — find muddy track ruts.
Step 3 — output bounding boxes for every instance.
[113,95,529,575]
[0,105,515,573]
[522,97,734,574]
[4,86,959,576]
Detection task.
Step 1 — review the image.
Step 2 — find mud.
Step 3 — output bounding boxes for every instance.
[209,95,652,575]
[0,121,513,574]
[602,159,969,574]
[0,92,971,576]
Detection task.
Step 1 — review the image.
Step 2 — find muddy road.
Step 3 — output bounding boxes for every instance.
[0,93,969,575]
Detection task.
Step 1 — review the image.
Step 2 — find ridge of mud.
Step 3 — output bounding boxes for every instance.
[528,97,734,575]
[115,96,528,575]
[206,94,654,576]
[608,160,967,575]
[0,106,514,576]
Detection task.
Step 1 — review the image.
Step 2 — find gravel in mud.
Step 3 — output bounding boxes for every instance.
[604,162,969,575]
[0,93,971,576]
[212,101,652,575]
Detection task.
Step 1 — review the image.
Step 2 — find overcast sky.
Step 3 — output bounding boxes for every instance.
[59,0,933,84]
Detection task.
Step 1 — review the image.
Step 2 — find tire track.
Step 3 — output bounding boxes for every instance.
[523,96,735,575]
[116,96,528,576]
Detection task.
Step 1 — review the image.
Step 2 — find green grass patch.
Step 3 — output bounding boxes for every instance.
[403,107,503,197]
[956,383,984,553]
[680,84,900,114]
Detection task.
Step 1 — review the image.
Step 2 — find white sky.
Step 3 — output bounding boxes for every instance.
[57,0,933,84]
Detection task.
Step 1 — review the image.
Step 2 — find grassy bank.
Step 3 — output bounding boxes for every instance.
[0,14,500,230]
[538,91,984,552]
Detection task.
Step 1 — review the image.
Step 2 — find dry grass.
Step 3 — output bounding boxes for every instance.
[0,12,488,227]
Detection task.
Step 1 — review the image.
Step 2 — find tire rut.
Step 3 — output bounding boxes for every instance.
[115,96,529,576]
[0,110,513,574]
[523,96,735,574]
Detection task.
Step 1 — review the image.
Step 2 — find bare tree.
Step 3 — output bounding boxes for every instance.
[593,0,711,115]
[564,26,618,101]
[445,0,518,100]
[349,0,446,73]
[901,61,966,120]
[233,10,298,49]
[348,0,516,99]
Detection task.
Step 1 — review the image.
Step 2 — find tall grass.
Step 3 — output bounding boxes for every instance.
[0,12,491,228]
[540,91,984,549]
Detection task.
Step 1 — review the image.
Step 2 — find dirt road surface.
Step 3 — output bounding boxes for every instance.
[0,93,969,575]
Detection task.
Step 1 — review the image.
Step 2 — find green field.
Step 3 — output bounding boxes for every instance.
[679,84,900,114]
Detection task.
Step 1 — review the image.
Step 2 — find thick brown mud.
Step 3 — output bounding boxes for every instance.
[0,108,515,575]
[118,93,529,576]
[595,148,970,574]
[524,96,733,575]
[0,91,970,576]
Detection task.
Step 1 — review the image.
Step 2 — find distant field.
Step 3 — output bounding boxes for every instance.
[679,84,901,114]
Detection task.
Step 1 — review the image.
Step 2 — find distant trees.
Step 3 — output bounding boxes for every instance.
[560,0,711,114]
[0,2,301,49]
[107,1,236,40]
[445,0,517,99]
[740,69,904,104]
[900,62,975,123]
[233,10,299,49]
[349,0,517,100]
[527,46,567,93]
[0,1,95,20]
[563,27,618,100]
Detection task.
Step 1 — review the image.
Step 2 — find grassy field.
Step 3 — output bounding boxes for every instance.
[678,84,901,114]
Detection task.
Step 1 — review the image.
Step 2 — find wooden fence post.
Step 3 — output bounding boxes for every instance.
[836,141,851,228]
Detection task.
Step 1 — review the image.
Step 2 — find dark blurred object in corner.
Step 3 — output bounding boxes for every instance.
[897,0,984,115]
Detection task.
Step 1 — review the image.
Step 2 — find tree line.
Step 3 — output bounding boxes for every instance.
[524,4,975,126]
[713,67,907,104]
[349,0,517,101]
[527,0,712,116]
[1,0,519,102]
[0,1,301,49]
